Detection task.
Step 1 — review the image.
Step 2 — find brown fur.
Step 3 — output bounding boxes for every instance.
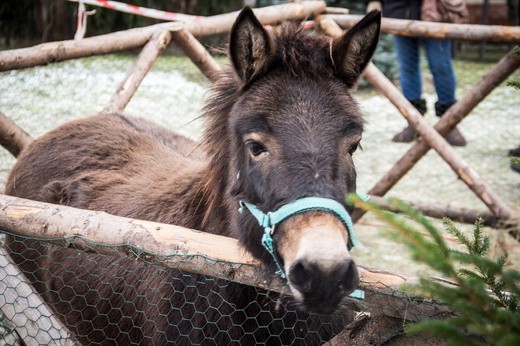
[5,9,381,345]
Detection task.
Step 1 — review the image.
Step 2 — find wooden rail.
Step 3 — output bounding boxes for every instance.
[0,111,33,157]
[0,194,452,323]
[104,30,172,113]
[0,1,326,72]
[320,14,520,42]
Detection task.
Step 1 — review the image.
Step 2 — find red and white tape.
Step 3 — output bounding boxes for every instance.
[68,0,203,22]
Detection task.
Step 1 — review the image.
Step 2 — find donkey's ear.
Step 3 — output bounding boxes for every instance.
[331,11,381,88]
[230,7,271,85]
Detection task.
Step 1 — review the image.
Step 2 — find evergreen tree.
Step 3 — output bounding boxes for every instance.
[348,195,520,345]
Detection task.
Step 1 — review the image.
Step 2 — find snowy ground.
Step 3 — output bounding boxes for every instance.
[0,54,518,276]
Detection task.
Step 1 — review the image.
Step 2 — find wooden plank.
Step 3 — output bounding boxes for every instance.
[0,247,79,345]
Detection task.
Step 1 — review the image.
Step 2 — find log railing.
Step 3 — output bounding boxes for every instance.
[0,111,33,157]
[104,30,173,113]
[320,14,520,43]
[0,1,327,72]
[0,247,79,345]
[0,194,453,324]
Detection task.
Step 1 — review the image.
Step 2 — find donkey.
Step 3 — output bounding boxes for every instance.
[5,8,381,345]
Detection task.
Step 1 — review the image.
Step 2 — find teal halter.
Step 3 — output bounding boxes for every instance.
[238,196,363,279]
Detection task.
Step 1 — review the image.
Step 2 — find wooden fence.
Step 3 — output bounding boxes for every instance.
[0,1,518,344]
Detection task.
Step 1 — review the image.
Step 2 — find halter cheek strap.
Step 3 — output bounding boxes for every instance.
[238,195,368,277]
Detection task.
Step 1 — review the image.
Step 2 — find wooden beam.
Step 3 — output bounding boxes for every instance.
[0,25,163,72]
[321,14,520,42]
[368,195,499,227]
[0,1,327,72]
[0,194,452,322]
[0,247,79,345]
[104,30,172,113]
[0,111,33,157]
[319,19,515,222]
[170,29,222,82]
[368,49,520,207]
[363,63,513,220]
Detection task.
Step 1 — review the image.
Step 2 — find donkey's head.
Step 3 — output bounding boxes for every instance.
[206,8,380,314]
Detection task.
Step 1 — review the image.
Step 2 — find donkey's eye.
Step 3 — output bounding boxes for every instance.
[348,141,362,156]
[246,141,267,157]
[348,142,359,155]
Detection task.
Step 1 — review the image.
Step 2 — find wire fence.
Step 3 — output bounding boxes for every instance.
[0,230,453,345]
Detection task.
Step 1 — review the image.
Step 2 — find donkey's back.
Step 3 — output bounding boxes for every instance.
[6,113,206,225]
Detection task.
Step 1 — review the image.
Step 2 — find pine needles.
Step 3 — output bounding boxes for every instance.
[348,194,520,345]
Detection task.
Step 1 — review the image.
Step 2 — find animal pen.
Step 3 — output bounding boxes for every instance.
[0,1,519,344]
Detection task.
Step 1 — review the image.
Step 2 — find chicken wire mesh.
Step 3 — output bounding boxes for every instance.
[0,230,451,345]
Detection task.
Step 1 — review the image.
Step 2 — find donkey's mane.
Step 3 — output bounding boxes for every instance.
[270,23,334,78]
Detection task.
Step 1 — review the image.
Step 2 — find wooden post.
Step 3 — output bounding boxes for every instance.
[0,111,33,157]
[0,194,452,322]
[0,1,327,72]
[363,64,513,219]
[170,29,222,82]
[320,14,520,42]
[104,30,172,113]
[319,18,514,221]
[366,49,520,218]
[0,247,79,345]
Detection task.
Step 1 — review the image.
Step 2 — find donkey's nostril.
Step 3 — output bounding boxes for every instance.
[288,260,316,294]
[336,259,359,292]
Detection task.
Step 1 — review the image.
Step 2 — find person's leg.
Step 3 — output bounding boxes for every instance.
[424,38,456,104]
[395,35,422,101]
[424,38,466,146]
[393,35,425,142]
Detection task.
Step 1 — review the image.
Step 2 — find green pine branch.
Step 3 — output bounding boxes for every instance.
[347,194,520,345]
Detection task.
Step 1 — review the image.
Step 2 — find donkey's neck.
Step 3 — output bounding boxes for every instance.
[143,157,230,237]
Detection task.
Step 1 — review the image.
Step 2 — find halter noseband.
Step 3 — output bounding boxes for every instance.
[238,196,366,278]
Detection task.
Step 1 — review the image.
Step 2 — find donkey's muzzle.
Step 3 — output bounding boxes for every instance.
[288,258,359,314]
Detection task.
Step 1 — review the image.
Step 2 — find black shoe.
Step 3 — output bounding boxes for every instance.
[508,145,520,157]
